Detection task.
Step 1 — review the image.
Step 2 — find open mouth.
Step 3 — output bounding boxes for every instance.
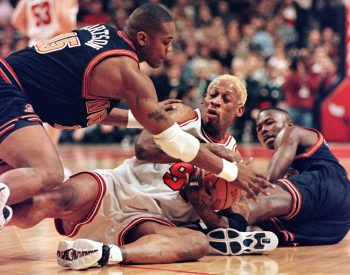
[207,109,219,118]
[263,135,274,145]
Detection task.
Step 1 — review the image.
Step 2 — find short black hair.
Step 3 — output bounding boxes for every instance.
[258,107,292,121]
[127,3,173,34]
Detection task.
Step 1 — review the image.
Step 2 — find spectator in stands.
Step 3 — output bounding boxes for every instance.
[283,55,321,128]
[78,0,109,26]
[3,0,342,144]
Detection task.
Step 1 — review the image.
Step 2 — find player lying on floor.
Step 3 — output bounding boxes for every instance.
[0,3,271,233]
[8,75,276,270]
[184,107,350,254]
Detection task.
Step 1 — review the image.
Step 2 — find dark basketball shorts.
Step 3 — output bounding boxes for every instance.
[0,58,42,143]
[256,166,350,246]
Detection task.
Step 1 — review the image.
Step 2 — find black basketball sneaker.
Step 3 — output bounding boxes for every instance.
[0,182,12,231]
[207,228,279,255]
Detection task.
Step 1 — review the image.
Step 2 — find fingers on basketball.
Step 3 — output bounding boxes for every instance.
[204,172,241,211]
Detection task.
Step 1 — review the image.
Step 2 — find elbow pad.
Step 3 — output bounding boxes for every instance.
[153,123,200,162]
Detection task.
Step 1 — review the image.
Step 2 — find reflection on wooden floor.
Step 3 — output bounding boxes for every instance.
[1,144,350,275]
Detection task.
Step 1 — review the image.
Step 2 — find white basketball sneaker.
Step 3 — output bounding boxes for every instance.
[207,228,279,256]
[57,239,123,270]
[57,240,75,267]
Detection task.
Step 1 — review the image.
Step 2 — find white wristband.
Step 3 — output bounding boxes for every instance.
[127,109,143,128]
[217,159,238,182]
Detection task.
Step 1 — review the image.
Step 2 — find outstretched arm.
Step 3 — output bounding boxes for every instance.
[122,62,271,195]
[92,57,270,193]
[100,108,129,126]
[117,59,230,175]
[266,126,300,181]
[135,102,195,163]
[100,99,182,127]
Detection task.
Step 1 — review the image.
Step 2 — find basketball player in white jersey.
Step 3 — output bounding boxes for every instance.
[8,75,276,270]
[11,0,78,46]
[11,0,79,177]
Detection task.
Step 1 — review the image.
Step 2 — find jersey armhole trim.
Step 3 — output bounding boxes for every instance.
[82,49,139,99]
[295,128,324,159]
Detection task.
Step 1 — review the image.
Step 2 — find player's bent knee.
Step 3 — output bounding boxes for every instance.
[54,186,77,210]
[195,231,210,258]
[39,167,64,192]
[183,230,209,259]
[11,197,46,229]
[249,190,292,222]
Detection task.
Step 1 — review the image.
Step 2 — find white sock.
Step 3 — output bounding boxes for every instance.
[108,245,123,263]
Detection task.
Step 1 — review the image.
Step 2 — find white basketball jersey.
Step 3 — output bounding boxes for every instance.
[26,0,58,45]
[113,108,238,224]
[25,0,78,46]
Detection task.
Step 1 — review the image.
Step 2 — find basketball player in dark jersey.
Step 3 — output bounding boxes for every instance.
[0,4,270,231]
[251,107,350,246]
[189,107,350,253]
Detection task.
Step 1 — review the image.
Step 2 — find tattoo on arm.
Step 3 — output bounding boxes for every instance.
[134,95,167,122]
[148,108,166,122]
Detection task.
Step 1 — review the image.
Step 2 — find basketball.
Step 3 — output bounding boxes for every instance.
[204,172,241,211]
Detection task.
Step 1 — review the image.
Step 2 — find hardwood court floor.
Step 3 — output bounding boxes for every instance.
[1,144,350,275]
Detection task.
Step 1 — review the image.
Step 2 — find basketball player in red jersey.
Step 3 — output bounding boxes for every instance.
[6,75,276,270]
[0,4,270,231]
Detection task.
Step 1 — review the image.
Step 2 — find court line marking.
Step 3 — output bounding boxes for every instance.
[120,264,222,275]
[0,257,221,275]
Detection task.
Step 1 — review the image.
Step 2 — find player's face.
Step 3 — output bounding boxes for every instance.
[256,110,287,150]
[201,79,244,136]
[141,22,175,68]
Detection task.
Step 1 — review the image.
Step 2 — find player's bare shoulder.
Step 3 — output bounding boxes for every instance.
[274,125,300,148]
[298,126,319,147]
[277,125,317,148]
[89,56,140,99]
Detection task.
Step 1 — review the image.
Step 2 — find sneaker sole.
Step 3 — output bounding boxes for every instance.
[207,228,279,255]
[57,240,74,267]
[71,239,103,270]
[0,205,12,231]
[0,183,10,210]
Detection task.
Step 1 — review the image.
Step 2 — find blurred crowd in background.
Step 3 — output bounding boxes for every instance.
[0,0,344,144]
